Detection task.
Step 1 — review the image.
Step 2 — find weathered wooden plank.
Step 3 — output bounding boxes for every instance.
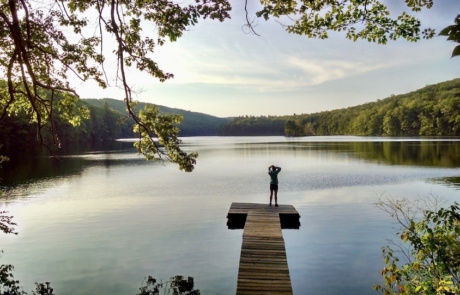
[228,203,299,295]
[228,203,299,214]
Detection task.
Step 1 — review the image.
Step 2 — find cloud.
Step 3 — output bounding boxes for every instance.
[285,56,389,85]
[72,0,460,118]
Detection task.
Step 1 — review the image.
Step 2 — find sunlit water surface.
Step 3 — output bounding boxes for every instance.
[1,136,459,294]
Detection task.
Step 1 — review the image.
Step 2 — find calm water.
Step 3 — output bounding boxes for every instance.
[1,136,460,295]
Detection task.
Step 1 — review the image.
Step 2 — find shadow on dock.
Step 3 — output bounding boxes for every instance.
[227,203,301,229]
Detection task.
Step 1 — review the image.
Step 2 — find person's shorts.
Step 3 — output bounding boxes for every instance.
[270,184,278,190]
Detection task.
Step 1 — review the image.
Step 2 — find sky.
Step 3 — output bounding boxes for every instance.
[73,1,460,118]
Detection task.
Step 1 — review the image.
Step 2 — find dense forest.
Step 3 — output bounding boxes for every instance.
[84,98,232,137]
[218,78,460,136]
[1,78,459,158]
[0,96,230,157]
[217,115,286,136]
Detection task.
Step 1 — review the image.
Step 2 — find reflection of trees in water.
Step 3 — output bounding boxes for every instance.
[234,141,460,168]
[0,144,139,187]
[428,177,460,189]
[349,141,460,168]
[0,156,86,187]
[2,140,459,189]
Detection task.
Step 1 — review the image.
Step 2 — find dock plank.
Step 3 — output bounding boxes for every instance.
[228,203,300,295]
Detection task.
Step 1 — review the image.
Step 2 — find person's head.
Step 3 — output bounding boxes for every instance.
[270,165,275,171]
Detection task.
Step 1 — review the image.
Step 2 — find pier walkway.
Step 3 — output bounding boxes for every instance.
[227,203,300,295]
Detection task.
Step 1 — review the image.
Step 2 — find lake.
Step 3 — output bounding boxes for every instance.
[1,136,459,294]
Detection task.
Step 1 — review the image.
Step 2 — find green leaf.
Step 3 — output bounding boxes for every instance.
[451,45,460,58]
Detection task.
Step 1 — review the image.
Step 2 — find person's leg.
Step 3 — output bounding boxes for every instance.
[269,188,273,206]
[274,187,278,206]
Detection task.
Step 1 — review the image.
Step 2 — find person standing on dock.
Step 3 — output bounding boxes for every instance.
[268,165,281,207]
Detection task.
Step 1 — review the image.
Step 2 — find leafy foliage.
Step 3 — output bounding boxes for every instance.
[0,212,17,236]
[83,98,232,136]
[0,0,446,170]
[0,263,25,295]
[284,119,304,136]
[374,197,460,295]
[31,282,53,295]
[0,274,198,295]
[219,79,460,137]
[133,105,198,172]
[218,115,285,135]
[0,212,21,295]
[256,0,435,43]
[0,95,230,161]
[439,15,460,58]
[137,275,199,295]
[0,0,231,171]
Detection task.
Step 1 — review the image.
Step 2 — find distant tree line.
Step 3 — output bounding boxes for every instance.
[218,78,460,137]
[0,100,132,157]
[84,98,231,137]
[2,78,459,159]
[217,116,285,136]
[0,96,229,158]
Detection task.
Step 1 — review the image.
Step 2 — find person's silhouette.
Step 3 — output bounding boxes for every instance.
[268,165,281,207]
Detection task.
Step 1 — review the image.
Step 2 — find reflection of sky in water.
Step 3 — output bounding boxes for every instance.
[1,136,460,295]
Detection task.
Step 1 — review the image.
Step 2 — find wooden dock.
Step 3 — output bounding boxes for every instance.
[227,203,300,295]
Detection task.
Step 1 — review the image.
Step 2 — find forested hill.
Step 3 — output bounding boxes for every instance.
[83,98,232,136]
[0,96,230,157]
[218,78,460,136]
[2,78,459,158]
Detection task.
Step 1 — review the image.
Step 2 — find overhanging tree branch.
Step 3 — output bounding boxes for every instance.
[0,0,451,172]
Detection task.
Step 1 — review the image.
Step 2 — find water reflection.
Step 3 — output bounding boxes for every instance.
[230,140,460,168]
[347,141,460,168]
[1,136,459,295]
[0,146,140,187]
[427,176,460,189]
[2,137,459,191]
